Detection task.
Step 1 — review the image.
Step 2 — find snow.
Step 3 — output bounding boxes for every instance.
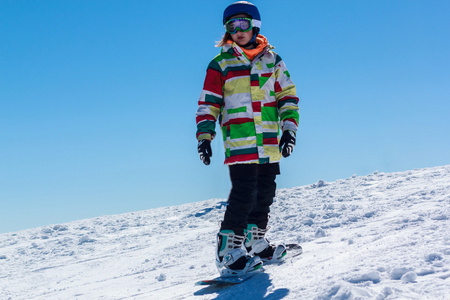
[1,165,450,299]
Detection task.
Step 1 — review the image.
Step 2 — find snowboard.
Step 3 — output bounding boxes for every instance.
[283,243,303,259]
[195,243,302,286]
[195,268,262,286]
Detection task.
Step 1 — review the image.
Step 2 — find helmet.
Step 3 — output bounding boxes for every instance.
[223,1,261,28]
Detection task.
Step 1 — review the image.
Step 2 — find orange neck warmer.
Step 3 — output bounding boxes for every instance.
[227,34,269,61]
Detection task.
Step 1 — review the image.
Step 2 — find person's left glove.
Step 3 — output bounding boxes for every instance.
[198,139,212,165]
[279,130,296,158]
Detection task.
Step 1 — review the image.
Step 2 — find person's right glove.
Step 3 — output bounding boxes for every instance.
[198,139,212,165]
[279,130,296,158]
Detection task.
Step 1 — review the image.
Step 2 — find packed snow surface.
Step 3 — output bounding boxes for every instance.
[1,165,450,299]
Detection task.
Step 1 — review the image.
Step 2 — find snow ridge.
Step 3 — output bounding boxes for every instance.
[1,165,449,299]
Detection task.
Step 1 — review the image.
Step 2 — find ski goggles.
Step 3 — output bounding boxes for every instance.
[224,17,260,34]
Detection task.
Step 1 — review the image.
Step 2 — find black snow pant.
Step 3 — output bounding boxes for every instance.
[220,163,280,236]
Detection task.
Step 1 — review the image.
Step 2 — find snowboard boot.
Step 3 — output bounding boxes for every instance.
[244,224,287,263]
[215,230,263,277]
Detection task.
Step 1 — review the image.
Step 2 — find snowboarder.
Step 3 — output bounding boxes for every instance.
[196,1,299,277]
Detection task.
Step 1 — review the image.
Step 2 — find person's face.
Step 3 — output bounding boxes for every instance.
[228,14,254,47]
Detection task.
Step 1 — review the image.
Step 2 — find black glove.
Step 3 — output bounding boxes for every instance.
[198,139,212,165]
[279,130,296,158]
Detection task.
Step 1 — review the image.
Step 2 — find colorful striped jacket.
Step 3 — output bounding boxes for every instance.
[196,41,299,165]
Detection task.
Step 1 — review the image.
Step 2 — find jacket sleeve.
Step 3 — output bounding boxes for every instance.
[196,59,224,141]
[274,55,299,133]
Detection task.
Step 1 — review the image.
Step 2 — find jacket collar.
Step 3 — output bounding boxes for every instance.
[222,35,274,62]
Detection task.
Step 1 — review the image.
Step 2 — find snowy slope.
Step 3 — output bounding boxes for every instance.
[1,165,450,299]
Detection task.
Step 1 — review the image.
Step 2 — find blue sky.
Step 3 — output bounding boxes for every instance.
[1,0,449,233]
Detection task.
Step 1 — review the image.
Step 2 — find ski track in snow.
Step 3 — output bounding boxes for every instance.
[1,165,450,299]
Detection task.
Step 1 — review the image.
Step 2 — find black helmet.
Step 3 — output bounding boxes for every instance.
[223,1,261,29]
